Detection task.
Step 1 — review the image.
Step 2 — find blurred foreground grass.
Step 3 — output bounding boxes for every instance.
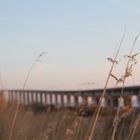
[0,102,140,140]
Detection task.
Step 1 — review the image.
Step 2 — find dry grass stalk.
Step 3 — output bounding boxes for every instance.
[110,59,137,86]
[107,58,118,64]
[74,111,84,140]
[8,52,46,140]
[65,128,74,136]
[87,28,126,140]
[65,117,79,140]
[129,113,140,140]
[113,108,134,127]
[110,74,125,85]
[111,33,140,140]
[46,122,56,133]
[124,52,139,64]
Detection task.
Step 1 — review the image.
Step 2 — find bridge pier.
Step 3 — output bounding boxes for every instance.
[70,95,75,107]
[118,97,124,107]
[100,97,107,107]
[78,96,83,106]
[87,96,95,106]
[56,95,61,107]
[63,95,67,107]
[131,95,139,107]
[52,94,55,105]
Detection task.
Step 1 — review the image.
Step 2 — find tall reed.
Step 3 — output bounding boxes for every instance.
[129,113,140,140]
[87,28,126,140]
[74,109,84,140]
[8,52,46,140]
[111,33,140,140]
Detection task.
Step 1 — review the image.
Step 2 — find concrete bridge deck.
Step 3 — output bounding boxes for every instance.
[4,85,140,108]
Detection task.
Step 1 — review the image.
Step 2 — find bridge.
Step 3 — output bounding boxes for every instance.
[4,85,140,108]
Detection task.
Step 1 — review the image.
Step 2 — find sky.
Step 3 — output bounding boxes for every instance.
[0,0,140,90]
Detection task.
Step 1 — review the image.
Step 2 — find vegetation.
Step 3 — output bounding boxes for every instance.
[1,31,140,140]
[0,103,140,140]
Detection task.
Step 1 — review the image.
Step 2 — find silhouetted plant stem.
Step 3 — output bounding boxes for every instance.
[8,52,46,140]
[75,112,84,140]
[111,33,140,140]
[88,28,126,140]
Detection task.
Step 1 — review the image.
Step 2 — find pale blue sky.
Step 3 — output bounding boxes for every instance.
[0,0,140,90]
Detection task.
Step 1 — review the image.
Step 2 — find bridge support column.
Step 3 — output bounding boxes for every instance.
[78,96,83,106]
[70,96,75,107]
[100,97,107,107]
[29,92,32,105]
[42,93,45,105]
[131,95,139,107]
[87,96,94,106]
[118,97,124,107]
[63,95,68,107]
[57,95,61,107]
[52,94,55,105]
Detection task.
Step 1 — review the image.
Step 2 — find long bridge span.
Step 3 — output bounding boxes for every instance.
[4,85,140,108]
